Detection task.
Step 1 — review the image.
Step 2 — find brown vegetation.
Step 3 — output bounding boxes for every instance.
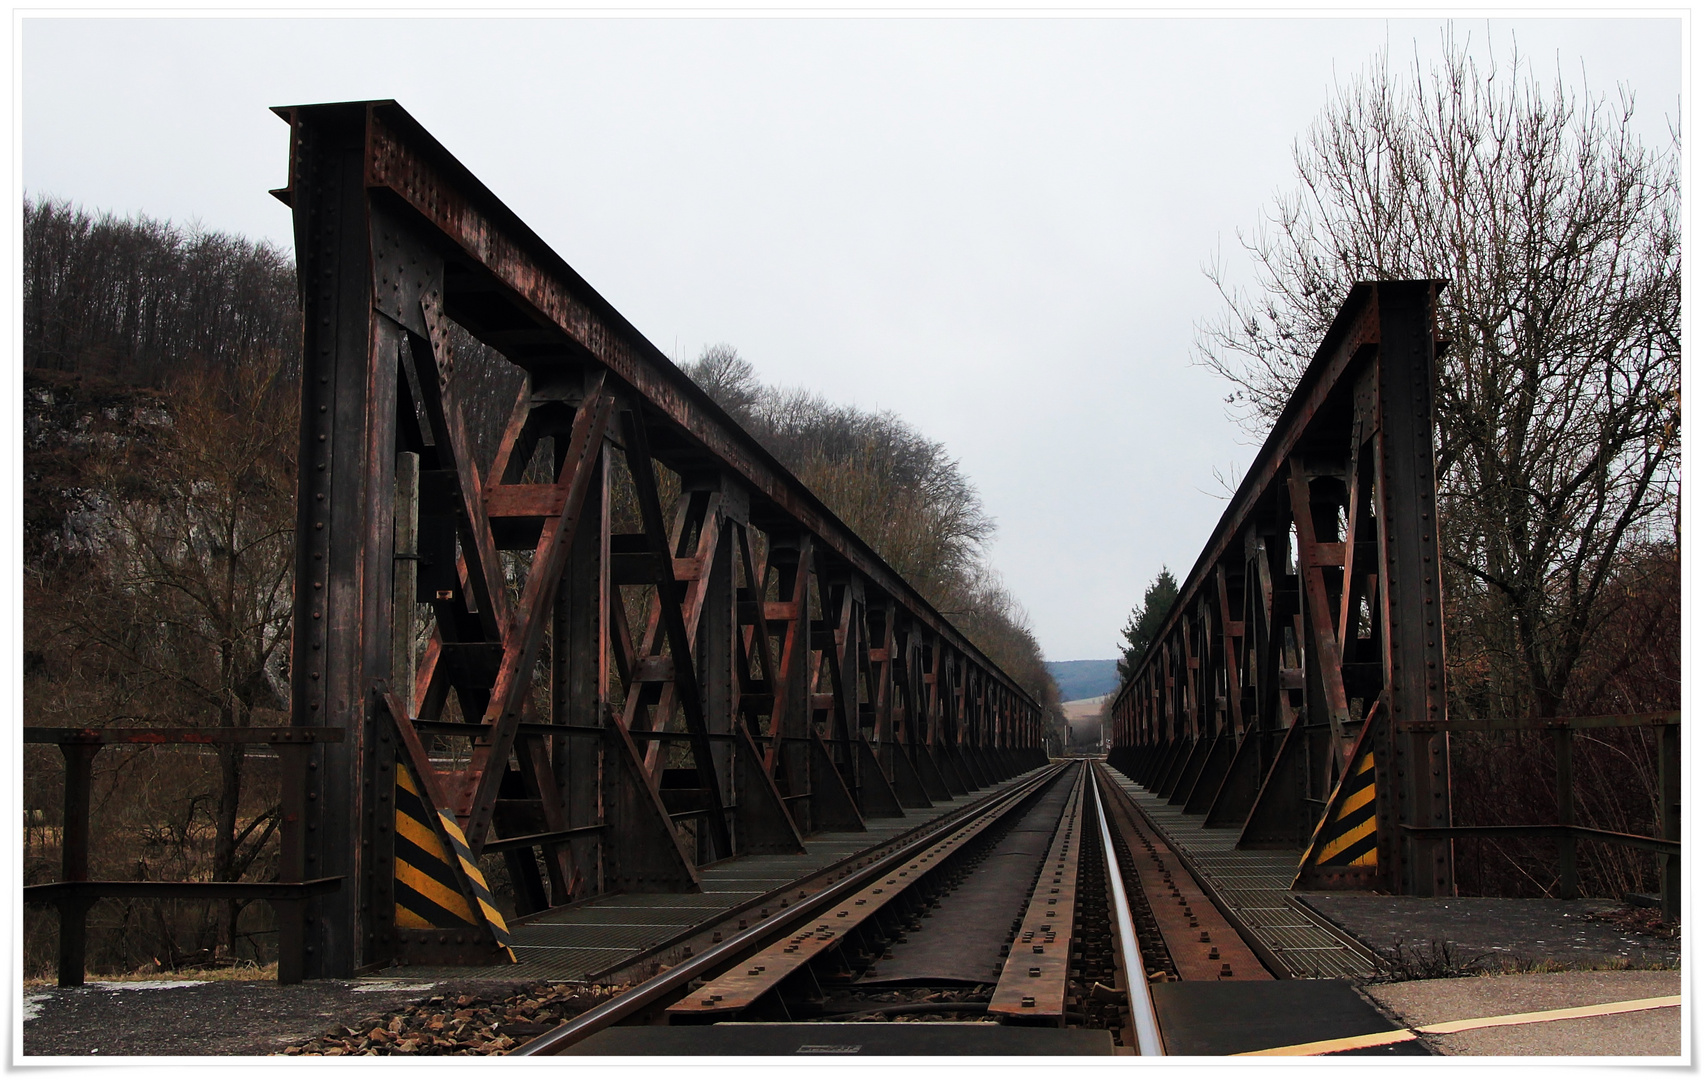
[24,350,300,973]
[280,984,627,1056]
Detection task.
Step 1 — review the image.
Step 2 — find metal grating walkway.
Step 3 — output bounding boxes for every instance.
[1100,770,1374,979]
[396,770,1042,982]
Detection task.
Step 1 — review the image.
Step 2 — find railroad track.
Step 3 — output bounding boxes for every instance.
[513,757,1300,1056]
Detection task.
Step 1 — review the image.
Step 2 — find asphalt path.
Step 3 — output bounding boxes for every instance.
[1364,969,1681,1056]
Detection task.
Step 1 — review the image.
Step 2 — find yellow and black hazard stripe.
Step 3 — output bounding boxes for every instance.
[394,764,516,955]
[1307,750,1378,867]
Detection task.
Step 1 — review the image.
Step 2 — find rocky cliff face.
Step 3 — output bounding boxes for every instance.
[24,370,171,563]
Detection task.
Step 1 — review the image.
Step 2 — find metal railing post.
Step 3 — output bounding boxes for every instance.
[1660,721,1680,922]
[275,742,310,985]
[55,740,99,987]
[1554,726,1577,900]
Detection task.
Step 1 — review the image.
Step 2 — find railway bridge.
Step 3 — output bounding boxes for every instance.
[23,100,1680,1058]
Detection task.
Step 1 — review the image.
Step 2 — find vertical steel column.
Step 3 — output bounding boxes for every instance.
[771,531,813,829]
[1374,282,1453,897]
[54,741,98,987]
[281,103,400,975]
[554,447,606,901]
[694,474,740,849]
[275,742,310,984]
[1554,726,1577,900]
[1660,721,1680,922]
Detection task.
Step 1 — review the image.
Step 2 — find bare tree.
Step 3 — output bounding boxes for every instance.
[1196,34,1679,720]
[40,351,299,957]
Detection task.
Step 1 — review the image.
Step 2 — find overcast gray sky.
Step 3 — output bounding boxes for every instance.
[20,14,1681,662]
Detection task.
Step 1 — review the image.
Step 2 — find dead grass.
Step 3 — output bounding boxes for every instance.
[1364,938,1678,984]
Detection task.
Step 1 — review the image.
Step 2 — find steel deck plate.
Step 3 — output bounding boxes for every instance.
[1151,979,1428,1055]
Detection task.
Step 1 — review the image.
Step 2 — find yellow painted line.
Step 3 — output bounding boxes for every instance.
[1339,780,1376,817]
[1317,819,1374,863]
[1236,1028,1416,1056]
[397,764,419,796]
[395,810,442,855]
[1236,995,1682,1056]
[477,898,513,934]
[1416,995,1681,1034]
[439,813,473,847]
[395,904,436,930]
[395,860,476,921]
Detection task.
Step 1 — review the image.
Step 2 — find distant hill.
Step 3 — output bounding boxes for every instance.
[1046,659,1120,703]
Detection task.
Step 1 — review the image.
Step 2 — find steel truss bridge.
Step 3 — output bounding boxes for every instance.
[25,102,1677,1028]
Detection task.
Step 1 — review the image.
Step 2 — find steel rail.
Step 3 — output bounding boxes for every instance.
[1090,768,1164,1057]
[1099,763,1312,980]
[1099,761,1382,980]
[515,761,1070,1055]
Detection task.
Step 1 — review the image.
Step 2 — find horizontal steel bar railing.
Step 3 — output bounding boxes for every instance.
[23,725,344,986]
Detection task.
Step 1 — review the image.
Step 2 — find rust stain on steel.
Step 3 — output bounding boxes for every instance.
[988,764,1088,1019]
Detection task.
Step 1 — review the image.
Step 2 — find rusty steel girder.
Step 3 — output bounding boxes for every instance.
[1107,281,1453,898]
[274,100,1046,976]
